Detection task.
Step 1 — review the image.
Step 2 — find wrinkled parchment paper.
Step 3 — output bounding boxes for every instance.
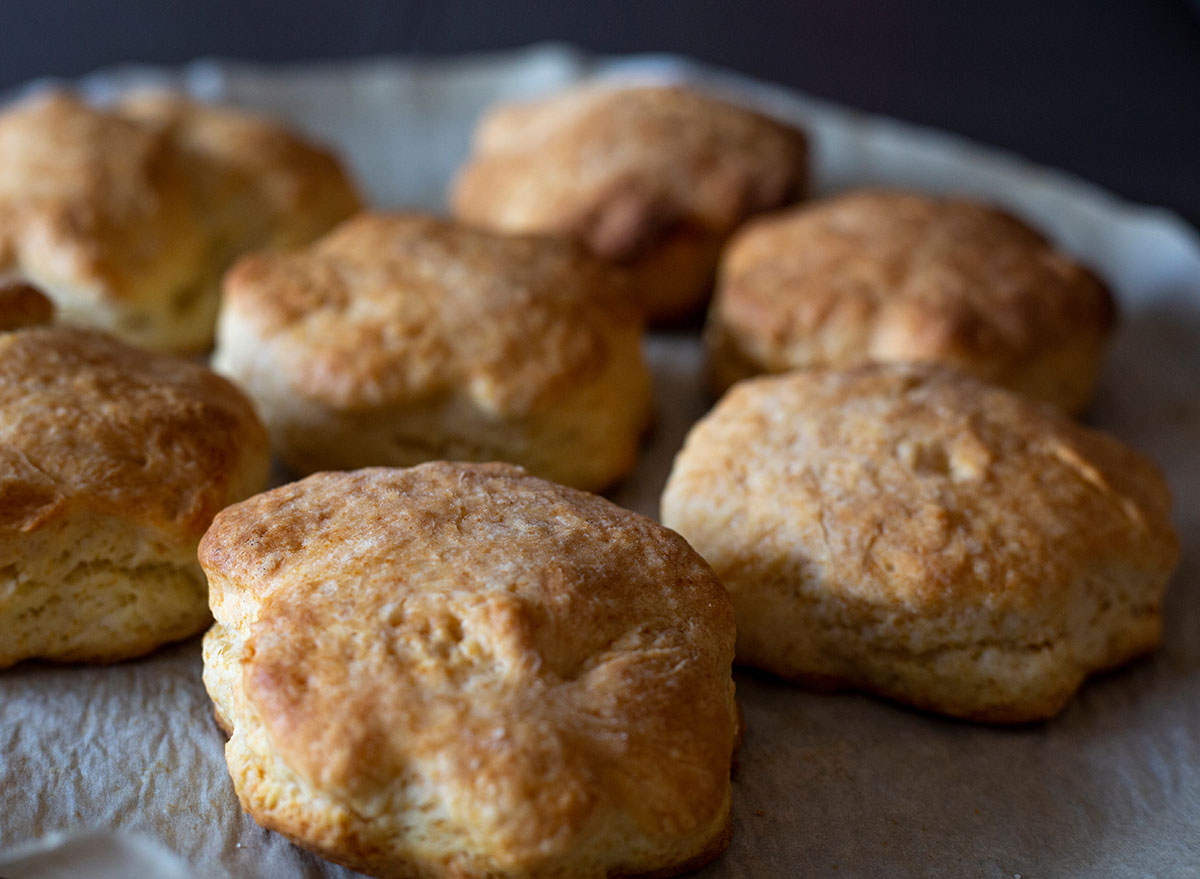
[2,45,1198,878]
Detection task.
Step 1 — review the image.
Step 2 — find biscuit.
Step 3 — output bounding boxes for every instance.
[114,91,362,257]
[451,84,808,324]
[0,281,54,331]
[0,325,269,668]
[660,363,1178,723]
[212,213,652,491]
[706,189,1117,413]
[0,90,360,352]
[201,462,737,879]
[0,92,209,350]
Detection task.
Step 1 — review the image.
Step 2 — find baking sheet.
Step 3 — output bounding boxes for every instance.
[2,44,1199,878]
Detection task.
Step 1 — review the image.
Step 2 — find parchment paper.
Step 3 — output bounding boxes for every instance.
[2,45,1198,878]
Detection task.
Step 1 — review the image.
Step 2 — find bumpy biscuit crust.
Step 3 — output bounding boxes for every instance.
[0,90,359,352]
[706,189,1116,413]
[213,213,652,491]
[452,84,808,323]
[201,462,737,878]
[661,363,1178,723]
[0,326,269,666]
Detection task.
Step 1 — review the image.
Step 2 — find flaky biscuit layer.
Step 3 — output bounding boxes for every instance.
[0,326,269,666]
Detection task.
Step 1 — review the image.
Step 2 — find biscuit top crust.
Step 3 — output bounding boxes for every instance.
[201,462,736,870]
[714,189,1116,371]
[665,364,1177,626]
[114,91,362,249]
[0,281,55,330]
[452,85,808,261]
[0,326,268,537]
[0,91,204,303]
[221,213,642,413]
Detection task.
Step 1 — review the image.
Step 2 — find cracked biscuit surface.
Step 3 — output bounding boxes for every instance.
[213,213,652,491]
[0,325,269,667]
[706,189,1116,413]
[201,462,737,879]
[452,84,808,323]
[660,363,1178,722]
[0,90,359,352]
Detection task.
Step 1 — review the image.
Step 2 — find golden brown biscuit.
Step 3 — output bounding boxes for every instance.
[0,281,55,330]
[0,90,360,352]
[706,189,1117,413]
[661,363,1178,723]
[0,92,209,350]
[0,326,269,668]
[201,462,737,879]
[451,84,808,324]
[213,213,652,492]
[114,91,362,257]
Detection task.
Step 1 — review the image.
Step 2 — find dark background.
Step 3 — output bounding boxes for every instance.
[2,0,1198,225]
